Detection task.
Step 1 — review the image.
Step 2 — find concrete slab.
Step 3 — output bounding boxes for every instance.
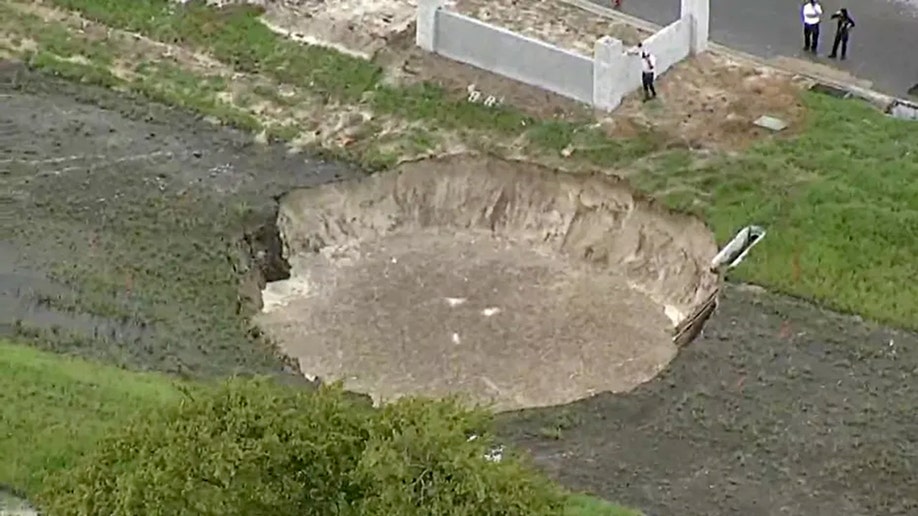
[753,115,789,131]
[887,99,918,120]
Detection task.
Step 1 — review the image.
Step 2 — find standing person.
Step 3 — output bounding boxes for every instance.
[828,8,856,59]
[627,43,658,101]
[636,43,657,101]
[802,0,823,53]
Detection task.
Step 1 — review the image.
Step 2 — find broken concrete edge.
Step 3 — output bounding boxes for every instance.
[672,287,718,347]
[557,0,903,113]
[886,98,918,121]
[753,115,789,132]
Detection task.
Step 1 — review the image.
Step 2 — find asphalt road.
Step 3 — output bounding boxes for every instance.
[601,0,918,97]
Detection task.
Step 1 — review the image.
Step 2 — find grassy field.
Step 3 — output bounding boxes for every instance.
[632,93,918,327]
[0,341,637,515]
[4,0,912,329]
[0,340,186,496]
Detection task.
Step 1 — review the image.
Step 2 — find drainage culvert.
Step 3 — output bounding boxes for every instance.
[255,155,720,410]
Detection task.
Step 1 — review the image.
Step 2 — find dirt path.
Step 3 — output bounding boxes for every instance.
[499,283,918,516]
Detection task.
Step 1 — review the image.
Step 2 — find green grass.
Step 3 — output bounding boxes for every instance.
[0,341,633,514]
[632,93,918,327]
[0,340,186,496]
[565,495,643,516]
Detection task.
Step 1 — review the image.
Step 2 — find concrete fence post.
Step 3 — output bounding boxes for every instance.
[680,0,710,54]
[593,36,625,111]
[416,0,446,52]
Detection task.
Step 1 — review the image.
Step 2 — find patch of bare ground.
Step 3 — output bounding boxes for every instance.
[255,0,418,59]
[611,53,808,149]
[12,1,229,77]
[8,2,465,162]
[26,0,807,154]
[168,0,809,152]
[500,283,918,516]
[452,0,647,55]
[5,59,917,516]
[370,0,807,150]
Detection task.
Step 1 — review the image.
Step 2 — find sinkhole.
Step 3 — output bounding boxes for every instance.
[255,155,720,410]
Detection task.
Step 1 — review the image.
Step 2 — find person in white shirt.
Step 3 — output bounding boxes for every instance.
[802,0,824,53]
[628,43,658,101]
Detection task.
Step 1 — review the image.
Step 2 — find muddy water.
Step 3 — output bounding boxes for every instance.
[258,155,720,409]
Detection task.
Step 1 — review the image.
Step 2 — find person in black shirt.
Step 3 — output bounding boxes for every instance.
[828,8,856,59]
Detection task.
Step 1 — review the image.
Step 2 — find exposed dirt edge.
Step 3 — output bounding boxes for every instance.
[274,153,721,335]
[233,205,313,382]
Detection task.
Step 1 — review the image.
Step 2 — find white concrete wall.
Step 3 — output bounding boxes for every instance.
[681,0,710,53]
[416,0,709,112]
[592,17,691,111]
[432,9,595,104]
[593,36,626,111]
[641,16,692,79]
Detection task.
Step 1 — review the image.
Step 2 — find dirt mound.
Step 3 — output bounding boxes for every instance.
[255,155,719,409]
[233,0,416,58]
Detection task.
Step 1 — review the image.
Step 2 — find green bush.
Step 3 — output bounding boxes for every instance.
[37,380,564,515]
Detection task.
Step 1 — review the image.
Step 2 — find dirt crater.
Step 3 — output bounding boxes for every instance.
[255,155,720,409]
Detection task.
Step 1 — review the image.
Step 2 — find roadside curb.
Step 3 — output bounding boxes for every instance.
[558,0,911,113]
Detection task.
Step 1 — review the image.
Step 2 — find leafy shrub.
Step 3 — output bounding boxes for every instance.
[37,379,564,515]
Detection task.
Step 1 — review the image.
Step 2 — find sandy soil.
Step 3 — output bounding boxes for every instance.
[255,156,719,409]
[377,27,807,148]
[259,231,678,410]
[4,65,917,516]
[0,489,36,516]
[243,0,418,58]
[452,0,647,56]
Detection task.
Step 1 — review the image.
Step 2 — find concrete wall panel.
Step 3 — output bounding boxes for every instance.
[415,0,709,111]
[432,10,595,104]
[642,17,692,78]
[681,0,710,53]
